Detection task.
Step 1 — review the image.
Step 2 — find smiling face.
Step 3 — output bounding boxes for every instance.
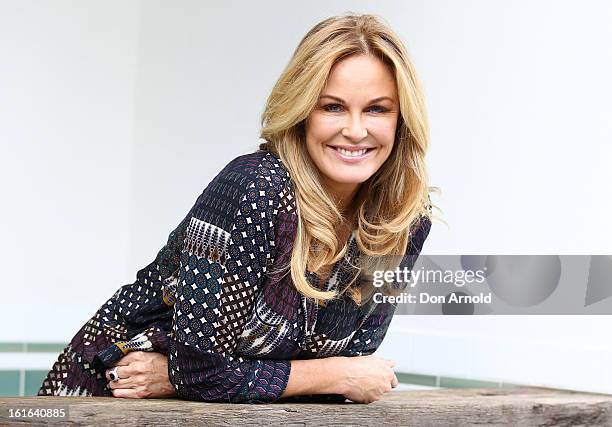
[305,53,400,211]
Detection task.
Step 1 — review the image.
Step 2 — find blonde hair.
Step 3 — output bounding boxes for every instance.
[259,13,436,305]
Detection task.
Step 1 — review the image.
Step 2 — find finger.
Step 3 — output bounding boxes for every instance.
[391,374,399,389]
[105,367,116,382]
[107,377,136,390]
[114,358,131,366]
[111,387,140,399]
[105,365,133,382]
[105,366,121,382]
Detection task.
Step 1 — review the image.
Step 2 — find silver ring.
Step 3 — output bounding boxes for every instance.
[109,366,121,382]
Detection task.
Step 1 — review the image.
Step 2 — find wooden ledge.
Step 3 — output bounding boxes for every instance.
[2,387,611,426]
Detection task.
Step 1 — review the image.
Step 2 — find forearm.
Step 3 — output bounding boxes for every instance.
[281,356,346,398]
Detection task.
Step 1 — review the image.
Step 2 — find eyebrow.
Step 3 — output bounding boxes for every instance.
[319,94,395,104]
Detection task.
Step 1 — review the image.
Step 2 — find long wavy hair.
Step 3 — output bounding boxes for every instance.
[259,13,436,305]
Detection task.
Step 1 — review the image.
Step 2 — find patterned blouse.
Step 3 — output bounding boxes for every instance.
[38,149,431,403]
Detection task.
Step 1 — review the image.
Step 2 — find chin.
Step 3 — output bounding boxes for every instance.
[327,172,372,185]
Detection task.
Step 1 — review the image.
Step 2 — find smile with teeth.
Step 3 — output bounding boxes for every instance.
[331,147,373,157]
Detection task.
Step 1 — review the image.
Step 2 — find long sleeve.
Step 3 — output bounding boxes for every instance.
[167,154,292,403]
[339,215,432,357]
[39,151,293,399]
[40,181,207,396]
[90,199,198,368]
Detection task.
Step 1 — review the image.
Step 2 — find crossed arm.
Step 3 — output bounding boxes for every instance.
[104,351,398,404]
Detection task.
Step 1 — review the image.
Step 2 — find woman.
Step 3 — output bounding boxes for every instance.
[39,13,433,404]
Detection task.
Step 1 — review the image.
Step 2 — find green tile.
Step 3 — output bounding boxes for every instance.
[396,372,438,387]
[500,382,521,388]
[25,370,48,396]
[0,371,20,396]
[0,343,25,352]
[0,342,68,353]
[439,376,499,388]
[25,343,67,353]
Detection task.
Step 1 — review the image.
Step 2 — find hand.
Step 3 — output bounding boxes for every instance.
[336,355,399,404]
[104,351,176,399]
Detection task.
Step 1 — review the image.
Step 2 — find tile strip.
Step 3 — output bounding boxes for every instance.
[439,376,500,389]
[396,373,438,387]
[0,343,66,353]
[0,343,25,352]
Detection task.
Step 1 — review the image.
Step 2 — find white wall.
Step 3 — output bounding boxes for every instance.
[418,0,612,255]
[0,0,141,340]
[1,0,611,393]
[373,0,612,395]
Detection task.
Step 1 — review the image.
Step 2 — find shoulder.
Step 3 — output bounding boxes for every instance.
[190,150,293,232]
[215,149,291,194]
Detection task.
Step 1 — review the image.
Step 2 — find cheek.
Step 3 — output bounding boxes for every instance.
[368,119,398,146]
[308,116,340,142]
[306,116,340,165]
[379,118,397,141]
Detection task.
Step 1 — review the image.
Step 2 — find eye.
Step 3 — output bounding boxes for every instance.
[321,103,389,113]
[367,105,389,114]
[322,103,343,113]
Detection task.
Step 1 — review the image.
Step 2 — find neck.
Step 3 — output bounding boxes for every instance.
[329,184,359,214]
[323,179,360,216]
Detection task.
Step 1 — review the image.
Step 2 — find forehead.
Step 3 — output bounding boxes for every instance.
[324,54,397,97]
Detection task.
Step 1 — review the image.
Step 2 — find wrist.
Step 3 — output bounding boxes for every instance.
[321,356,349,395]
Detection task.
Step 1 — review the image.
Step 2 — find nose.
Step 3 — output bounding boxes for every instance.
[341,113,367,141]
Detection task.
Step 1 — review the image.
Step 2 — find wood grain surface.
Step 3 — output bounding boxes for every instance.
[1,387,611,426]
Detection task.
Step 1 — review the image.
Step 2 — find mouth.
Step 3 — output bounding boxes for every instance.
[327,145,377,162]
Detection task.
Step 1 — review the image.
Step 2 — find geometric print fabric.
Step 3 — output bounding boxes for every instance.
[38,149,431,403]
